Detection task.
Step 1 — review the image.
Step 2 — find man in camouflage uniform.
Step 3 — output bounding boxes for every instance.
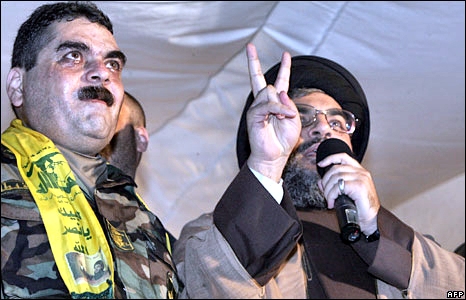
[1,2,180,298]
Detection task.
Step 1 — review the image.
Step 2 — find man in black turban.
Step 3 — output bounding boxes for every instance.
[173,43,465,298]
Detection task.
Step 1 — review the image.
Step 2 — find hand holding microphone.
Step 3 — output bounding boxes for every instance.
[316,138,361,243]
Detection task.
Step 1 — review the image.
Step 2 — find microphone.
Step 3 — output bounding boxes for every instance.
[316,138,361,243]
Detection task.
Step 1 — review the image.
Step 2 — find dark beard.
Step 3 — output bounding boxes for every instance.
[283,141,327,209]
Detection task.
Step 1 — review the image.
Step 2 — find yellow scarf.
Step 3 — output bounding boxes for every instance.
[2,119,114,298]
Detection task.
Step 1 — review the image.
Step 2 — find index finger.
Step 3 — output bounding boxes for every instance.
[246,43,267,98]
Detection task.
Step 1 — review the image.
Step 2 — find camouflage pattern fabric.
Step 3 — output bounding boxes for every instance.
[1,145,181,299]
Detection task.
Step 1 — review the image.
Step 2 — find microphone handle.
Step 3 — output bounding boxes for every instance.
[335,194,361,243]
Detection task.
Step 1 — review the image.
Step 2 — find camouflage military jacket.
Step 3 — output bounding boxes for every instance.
[1,145,181,299]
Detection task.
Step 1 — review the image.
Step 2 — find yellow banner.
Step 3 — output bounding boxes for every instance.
[2,119,114,298]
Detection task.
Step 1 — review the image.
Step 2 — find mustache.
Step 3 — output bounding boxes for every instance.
[78,86,114,106]
[294,138,321,154]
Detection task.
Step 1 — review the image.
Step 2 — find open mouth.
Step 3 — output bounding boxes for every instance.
[303,142,319,157]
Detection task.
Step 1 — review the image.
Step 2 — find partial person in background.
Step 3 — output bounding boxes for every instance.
[1,2,180,298]
[100,90,149,178]
[173,43,465,298]
[99,91,178,254]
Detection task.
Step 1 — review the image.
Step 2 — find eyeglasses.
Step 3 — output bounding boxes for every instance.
[296,103,357,134]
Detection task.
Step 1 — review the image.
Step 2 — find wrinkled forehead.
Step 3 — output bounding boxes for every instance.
[52,17,119,52]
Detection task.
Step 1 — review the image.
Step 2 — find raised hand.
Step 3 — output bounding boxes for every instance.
[245,43,301,182]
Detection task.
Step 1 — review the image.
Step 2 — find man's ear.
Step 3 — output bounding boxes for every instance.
[135,127,149,153]
[7,67,24,107]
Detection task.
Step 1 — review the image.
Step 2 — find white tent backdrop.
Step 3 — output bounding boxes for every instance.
[1,1,464,251]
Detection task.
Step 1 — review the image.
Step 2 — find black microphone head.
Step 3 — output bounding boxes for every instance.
[316,138,354,178]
